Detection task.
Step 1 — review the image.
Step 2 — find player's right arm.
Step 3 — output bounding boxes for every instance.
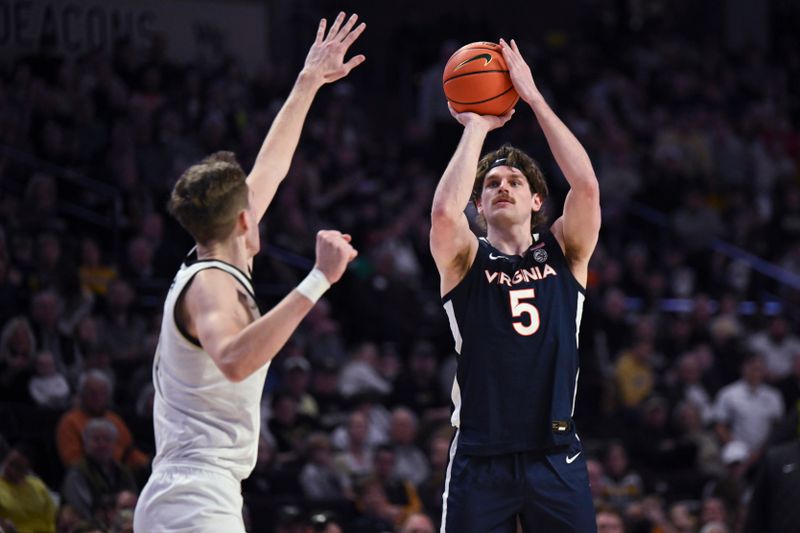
[430,106,513,295]
[185,231,357,382]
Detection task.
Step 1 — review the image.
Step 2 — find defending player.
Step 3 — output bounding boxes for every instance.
[430,39,601,532]
[133,13,365,532]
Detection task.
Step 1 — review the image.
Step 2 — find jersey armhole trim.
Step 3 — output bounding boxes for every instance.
[173,274,203,349]
[441,238,482,303]
[544,231,587,295]
[172,264,260,350]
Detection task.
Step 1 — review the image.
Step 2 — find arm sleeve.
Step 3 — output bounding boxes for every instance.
[56,414,83,466]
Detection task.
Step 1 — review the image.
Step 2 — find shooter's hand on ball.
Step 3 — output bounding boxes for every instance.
[448,103,514,131]
[499,38,543,105]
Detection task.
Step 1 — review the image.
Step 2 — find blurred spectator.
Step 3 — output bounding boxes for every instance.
[267,391,317,459]
[97,279,146,364]
[388,407,429,487]
[302,299,347,366]
[28,350,70,410]
[274,504,309,533]
[60,419,137,523]
[55,504,82,533]
[712,353,784,458]
[596,507,626,533]
[0,316,37,403]
[668,501,697,533]
[600,441,643,509]
[331,394,390,451]
[55,263,94,343]
[585,458,607,509]
[628,396,699,494]
[339,342,392,399]
[747,315,800,382]
[390,341,450,426]
[55,370,149,471]
[282,355,319,420]
[309,357,347,432]
[349,476,397,533]
[309,510,345,533]
[417,432,452,527]
[299,432,351,502]
[614,338,656,409]
[333,411,376,484]
[665,350,715,424]
[743,437,800,533]
[776,352,800,409]
[29,291,77,378]
[703,440,750,515]
[398,512,435,533]
[78,238,117,297]
[0,444,57,533]
[672,189,725,253]
[699,496,732,533]
[673,400,724,479]
[241,434,302,500]
[372,445,421,526]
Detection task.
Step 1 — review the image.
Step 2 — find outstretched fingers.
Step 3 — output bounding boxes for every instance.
[325,11,346,42]
[343,54,366,74]
[342,22,366,48]
[315,18,327,44]
[335,13,359,42]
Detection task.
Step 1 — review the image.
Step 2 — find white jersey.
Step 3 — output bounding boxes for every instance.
[151,257,269,481]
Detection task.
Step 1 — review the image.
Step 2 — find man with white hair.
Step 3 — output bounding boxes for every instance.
[389,407,429,486]
[55,370,149,471]
[61,418,137,521]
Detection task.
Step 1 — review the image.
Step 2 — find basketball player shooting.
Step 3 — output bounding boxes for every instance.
[430,38,601,532]
[133,13,365,532]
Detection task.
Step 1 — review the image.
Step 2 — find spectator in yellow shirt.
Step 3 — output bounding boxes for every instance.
[0,444,56,533]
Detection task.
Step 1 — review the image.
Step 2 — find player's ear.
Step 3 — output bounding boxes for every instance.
[474,196,484,215]
[531,193,543,212]
[236,209,249,236]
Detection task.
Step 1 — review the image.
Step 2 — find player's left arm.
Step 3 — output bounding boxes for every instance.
[500,39,600,283]
[246,12,366,222]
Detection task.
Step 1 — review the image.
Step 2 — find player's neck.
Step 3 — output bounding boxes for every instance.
[195,239,249,273]
[485,224,533,256]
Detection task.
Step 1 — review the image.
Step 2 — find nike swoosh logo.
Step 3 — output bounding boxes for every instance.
[488,253,508,260]
[566,451,581,464]
[454,53,493,71]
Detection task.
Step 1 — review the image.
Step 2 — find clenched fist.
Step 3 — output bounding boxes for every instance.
[314,230,358,284]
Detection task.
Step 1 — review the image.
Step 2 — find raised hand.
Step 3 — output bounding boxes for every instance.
[448,102,514,132]
[314,230,358,284]
[498,38,541,105]
[302,12,366,88]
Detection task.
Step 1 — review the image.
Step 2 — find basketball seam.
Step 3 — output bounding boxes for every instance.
[443,69,510,84]
[446,84,517,105]
[458,46,499,52]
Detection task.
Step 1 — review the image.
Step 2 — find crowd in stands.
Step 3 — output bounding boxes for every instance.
[1,4,800,533]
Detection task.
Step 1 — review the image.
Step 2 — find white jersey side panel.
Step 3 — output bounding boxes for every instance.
[151,260,269,481]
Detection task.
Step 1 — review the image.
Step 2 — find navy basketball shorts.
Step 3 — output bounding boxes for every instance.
[440,432,596,533]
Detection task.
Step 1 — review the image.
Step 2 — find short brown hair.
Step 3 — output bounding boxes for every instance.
[473,144,549,230]
[167,151,249,244]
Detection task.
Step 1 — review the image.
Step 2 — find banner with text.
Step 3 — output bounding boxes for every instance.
[0,0,267,71]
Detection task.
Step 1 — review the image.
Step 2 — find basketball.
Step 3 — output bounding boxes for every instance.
[442,41,519,116]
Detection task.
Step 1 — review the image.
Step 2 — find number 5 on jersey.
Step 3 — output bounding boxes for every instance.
[509,289,540,336]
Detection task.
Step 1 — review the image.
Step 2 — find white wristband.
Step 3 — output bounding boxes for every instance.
[296,268,331,303]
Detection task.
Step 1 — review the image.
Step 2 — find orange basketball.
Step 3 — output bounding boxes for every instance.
[442,42,519,116]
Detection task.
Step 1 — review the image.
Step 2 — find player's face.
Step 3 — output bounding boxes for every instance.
[478,166,541,229]
[244,188,260,257]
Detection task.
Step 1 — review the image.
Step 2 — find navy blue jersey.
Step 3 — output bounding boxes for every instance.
[442,231,586,455]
